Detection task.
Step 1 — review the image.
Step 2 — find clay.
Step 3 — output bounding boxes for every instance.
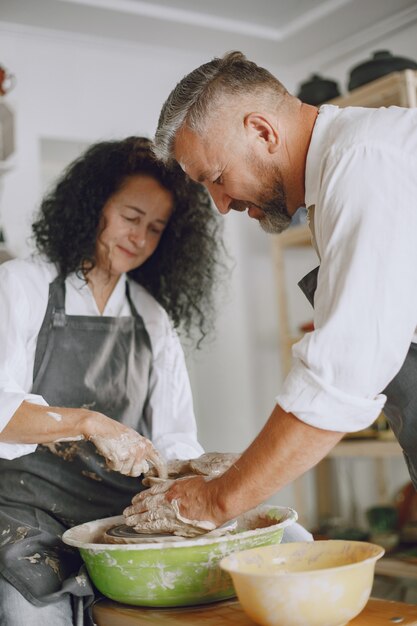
[123,453,242,539]
[143,452,240,482]
[96,509,281,545]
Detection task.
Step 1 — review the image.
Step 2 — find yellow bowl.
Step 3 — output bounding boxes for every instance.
[220,540,384,626]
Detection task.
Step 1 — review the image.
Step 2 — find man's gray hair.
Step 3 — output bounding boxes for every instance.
[154,51,288,164]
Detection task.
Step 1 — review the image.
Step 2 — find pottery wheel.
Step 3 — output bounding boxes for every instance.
[104,524,186,544]
[107,524,174,540]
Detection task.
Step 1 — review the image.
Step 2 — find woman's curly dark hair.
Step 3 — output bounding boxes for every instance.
[32,137,225,345]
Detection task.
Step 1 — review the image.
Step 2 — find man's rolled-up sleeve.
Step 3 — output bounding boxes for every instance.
[276,143,417,432]
[277,360,386,432]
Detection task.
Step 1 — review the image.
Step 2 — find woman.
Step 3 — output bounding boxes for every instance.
[0,137,223,625]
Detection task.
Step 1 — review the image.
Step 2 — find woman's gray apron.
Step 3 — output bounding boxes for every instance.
[0,275,153,612]
[298,265,417,489]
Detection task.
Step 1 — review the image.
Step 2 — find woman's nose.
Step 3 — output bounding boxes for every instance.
[130,225,146,248]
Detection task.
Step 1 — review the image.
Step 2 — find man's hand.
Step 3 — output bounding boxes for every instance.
[124,452,240,537]
[123,475,227,536]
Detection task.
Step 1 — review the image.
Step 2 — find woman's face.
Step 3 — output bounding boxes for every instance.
[96,174,174,276]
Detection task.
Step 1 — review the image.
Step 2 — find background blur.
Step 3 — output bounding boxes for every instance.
[1,0,417,531]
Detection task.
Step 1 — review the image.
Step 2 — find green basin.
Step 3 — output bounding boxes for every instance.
[62,505,296,607]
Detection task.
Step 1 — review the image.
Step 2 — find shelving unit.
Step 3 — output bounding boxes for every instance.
[271,225,311,375]
[272,69,417,526]
[329,68,417,108]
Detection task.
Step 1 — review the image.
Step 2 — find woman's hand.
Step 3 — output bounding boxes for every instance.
[1,401,167,478]
[85,413,167,478]
[143,452,241,480]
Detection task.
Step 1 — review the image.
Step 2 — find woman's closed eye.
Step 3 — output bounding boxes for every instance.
[123,213,139,223]
[149,225,164,235]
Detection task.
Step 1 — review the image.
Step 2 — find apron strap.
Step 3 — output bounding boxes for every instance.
[125,280,152,353]
[125,279,140,319]
[33,275,66,378]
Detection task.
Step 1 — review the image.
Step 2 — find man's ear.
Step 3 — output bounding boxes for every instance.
[243,113,279,153]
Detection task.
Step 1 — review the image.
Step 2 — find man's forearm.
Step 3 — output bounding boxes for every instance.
[213,403,344,520]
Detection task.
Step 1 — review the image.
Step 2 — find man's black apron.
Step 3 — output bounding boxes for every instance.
[0,276,152,608]
[299,265,417,489]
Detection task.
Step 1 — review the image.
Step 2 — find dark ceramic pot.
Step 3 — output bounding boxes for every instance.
[297,74,341,105]
[348,50,417,91]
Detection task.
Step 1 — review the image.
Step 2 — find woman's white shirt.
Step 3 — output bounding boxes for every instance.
[0,256,203,460]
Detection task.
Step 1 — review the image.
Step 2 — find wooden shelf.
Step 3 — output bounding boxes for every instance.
[272,224,310,248]
[328,69,417,109]
[329,439,402,459]
[376,557,417,581]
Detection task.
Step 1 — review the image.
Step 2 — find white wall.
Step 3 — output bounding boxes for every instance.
[1,18,416,529]
[0,23,270,497]
[0,26,209,255]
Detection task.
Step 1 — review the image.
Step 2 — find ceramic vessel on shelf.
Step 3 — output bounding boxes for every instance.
[348,50,417,91]
[297,74,341,105]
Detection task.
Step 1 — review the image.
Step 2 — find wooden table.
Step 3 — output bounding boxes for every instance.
[93,597,417,625]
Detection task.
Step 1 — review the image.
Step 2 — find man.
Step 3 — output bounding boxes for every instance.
[124,51,417,532]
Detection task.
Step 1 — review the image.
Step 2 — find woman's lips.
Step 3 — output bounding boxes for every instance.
[118,245,137,258]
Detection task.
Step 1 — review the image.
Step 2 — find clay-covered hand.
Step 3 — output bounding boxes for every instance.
[123,474,226,537]
[143,452,240,483]
[123,477,215,537]
[88,417,167,478]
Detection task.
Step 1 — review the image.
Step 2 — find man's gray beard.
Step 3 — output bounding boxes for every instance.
[258,192,292,234]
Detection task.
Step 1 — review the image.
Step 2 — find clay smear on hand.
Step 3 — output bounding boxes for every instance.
[124,478,217,538]
[171,499,216,531]
[144,452,240,480]
[90,432,167,478]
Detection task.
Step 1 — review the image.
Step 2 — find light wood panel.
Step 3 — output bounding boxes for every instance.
[93,597,417,626]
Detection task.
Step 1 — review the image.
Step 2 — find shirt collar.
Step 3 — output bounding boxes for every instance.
[67,271,126,291]
[305,104,339,209]
[66,271,128,316]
